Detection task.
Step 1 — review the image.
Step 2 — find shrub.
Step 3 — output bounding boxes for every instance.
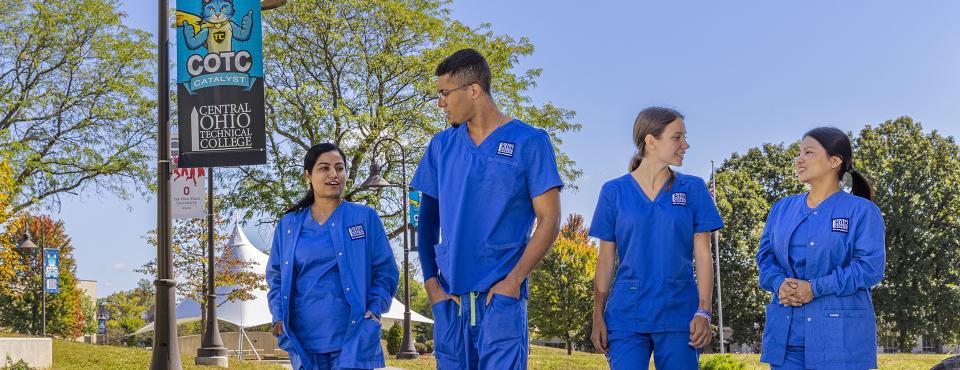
[700,354,746,370]
[386,323,403,355]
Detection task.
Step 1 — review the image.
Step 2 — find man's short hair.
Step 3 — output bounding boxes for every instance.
[435,48,492,94]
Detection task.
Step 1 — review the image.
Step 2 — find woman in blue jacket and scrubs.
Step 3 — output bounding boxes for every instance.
[757,127,885,370]
[590,107,724,370]
[266,143,399,370]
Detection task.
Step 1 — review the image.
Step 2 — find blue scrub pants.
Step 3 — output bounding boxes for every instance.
[432,292,528,370]
[771,345,805,370]
[301,351,369,370]
[607,330,698,370]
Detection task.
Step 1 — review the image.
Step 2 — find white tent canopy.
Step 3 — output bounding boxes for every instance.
[132,221,432,336]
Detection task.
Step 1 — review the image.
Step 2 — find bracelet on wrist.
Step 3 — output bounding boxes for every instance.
[695,309,713,322]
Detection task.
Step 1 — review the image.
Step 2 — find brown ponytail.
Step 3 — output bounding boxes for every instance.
[629,107,684,171]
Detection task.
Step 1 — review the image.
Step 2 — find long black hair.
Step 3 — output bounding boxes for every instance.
[283,143,348,215]
[804,127,874,201]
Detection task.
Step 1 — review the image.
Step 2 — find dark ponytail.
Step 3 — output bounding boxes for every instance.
[804,127,874,201]
[848,169,873,202]
[283,143,348,215]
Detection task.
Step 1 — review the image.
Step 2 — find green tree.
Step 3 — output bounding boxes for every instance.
[0,0,155,216]
[0,153,20,296]
[713,118,960,350]
[138,200,266,332]
[712,143,803,346]
[529,214,596,355]
[223,0,581,227]
[0,215,89,338]
[855,117,960,351]
[99,279,154,346]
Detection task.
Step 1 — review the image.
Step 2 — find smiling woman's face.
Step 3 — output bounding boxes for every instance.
[305,150,346,199]
[796,136,841,184]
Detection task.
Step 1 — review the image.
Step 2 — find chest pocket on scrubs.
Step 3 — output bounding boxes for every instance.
[482,156,518,194]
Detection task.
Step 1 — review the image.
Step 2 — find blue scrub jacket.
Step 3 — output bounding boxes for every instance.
[267,203,399,370]
[757,191,885,370]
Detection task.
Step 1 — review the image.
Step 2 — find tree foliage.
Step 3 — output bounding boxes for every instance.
[0,215,90,338]
[855,117,960,350]
[223,0,581,227]
[138,199,266,328]
[529,214,597,355]
[714,117,960,350]
[0,0,155,216]
[98,279,154,346]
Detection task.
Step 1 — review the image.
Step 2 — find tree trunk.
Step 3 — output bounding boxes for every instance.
[566,336,572,355]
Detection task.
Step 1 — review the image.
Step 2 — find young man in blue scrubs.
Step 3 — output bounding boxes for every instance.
[590,107,722,370]
[412,48,564,370]
[757,127,885,370]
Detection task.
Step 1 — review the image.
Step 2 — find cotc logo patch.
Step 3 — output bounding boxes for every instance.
[497,142,515,157]
[672,192,687,206]
[831,218,849,233]
[348,224,367,240]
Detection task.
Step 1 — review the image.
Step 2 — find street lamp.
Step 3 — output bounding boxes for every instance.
[17,227,45,337]
[154,0,288,368]
[360,138,419,360]
[260,0,287,10]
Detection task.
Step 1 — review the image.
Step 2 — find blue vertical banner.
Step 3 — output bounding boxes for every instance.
[175,0,266,168]
[408,191,421,228]
[44,248,59,294]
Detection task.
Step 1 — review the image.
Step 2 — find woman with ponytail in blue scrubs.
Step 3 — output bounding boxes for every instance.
[266,143,399,370]
[758,127,885,370]
[590,107,724,370]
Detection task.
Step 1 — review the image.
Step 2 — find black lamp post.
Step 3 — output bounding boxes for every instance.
[16,230,44,337]
[360,138,419,360]
[153,0,286,368]
[196,167,228,367]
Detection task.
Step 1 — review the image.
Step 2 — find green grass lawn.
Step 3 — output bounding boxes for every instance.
[2,331,945,370]
[51,338,285,370]
[387,345,953,370]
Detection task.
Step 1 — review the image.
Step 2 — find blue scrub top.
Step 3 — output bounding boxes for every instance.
[410,119,564,295]
[589,172,724,333]
[786,217,810,346]
[757,191,886,369]
[290,210,350,353]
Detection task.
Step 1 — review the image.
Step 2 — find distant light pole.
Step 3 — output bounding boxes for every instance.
[17,219,48,337]
[360,137,419,359]
[16,229,42,336]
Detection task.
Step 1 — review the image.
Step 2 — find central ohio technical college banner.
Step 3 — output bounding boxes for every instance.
[175,0,266,168]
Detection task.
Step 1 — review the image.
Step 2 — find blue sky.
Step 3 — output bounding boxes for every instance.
[55,1,960,297]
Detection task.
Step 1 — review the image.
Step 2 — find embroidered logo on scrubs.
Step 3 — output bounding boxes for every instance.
[671,192,687,206]
[348,224,367,240]
[497,142,515,157]
[831,218,849,233]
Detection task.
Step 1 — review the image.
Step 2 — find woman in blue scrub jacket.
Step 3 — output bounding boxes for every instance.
[757,127,885,370]
[590,107,724,370]
[266,143,399,370]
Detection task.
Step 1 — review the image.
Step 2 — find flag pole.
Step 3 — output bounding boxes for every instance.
[711,160,726,353]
